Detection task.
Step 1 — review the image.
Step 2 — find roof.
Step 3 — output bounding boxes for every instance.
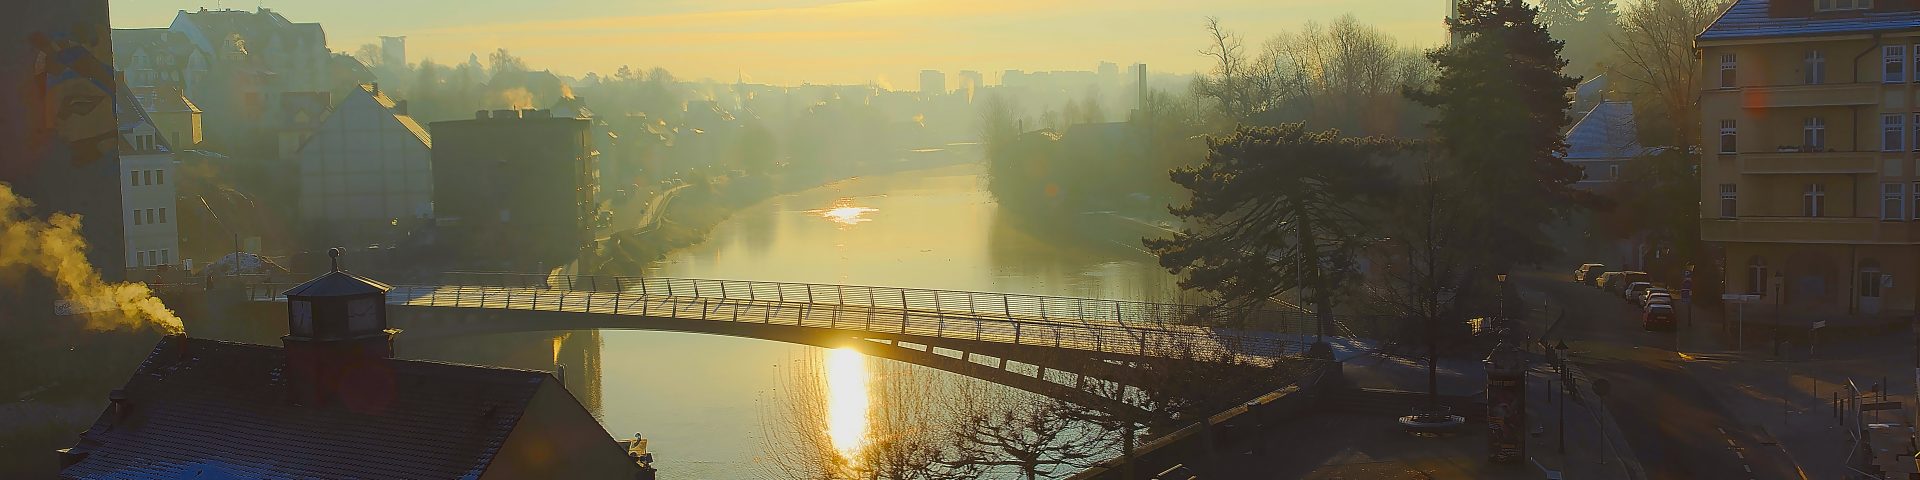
[361,84,433,149]
[1699,0,1920,41]
[1564,101,1646,160]
[115,82,173,155]
[1574,74,1609,104]
[60,336,549,480]
[131,86,202,114]
[282,269,392,297]
[278,91,332,129]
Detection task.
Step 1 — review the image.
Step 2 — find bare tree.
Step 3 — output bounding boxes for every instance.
[1195,16,1252,120]
[942,385,1115,480]
[1612,0,1730,148]
[1259,15,1433,135]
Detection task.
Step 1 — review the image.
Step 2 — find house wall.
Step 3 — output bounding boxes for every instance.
[295,89,431,249]
[121,148,178,272]
[482,378,634,479]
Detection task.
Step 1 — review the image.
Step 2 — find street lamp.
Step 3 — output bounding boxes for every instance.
[1554,339,1570,454]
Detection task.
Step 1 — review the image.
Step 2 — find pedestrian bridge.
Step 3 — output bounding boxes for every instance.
[243,272,1370,414]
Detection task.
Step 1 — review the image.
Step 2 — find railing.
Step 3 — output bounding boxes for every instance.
[245,271,1390,363]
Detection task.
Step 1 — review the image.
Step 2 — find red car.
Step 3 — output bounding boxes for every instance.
[1642,303,1676,331]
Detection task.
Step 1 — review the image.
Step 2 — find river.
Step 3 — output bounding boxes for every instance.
[591,163,1185,478]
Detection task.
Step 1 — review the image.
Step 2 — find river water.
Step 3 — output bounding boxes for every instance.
[591,163,1184,478]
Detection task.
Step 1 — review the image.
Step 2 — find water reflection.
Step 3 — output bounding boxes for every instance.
[812,199,878,226]
[825,348,870,457]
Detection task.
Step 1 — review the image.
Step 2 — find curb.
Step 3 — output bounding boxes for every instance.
[1569,358,1649,480]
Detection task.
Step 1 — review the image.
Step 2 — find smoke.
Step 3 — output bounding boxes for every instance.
[0,182,184,335]
[491,87,535,110]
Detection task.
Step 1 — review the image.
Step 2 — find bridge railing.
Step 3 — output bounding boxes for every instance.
[433,271,1334,334]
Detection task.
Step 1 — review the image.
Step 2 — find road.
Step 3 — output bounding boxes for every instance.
[1518,271,1806,480]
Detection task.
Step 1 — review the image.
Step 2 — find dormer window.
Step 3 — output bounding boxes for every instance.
[1817,0,1873,11]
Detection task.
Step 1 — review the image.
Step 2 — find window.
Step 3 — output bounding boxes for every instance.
[1887,45,1906,83]
[159,249,169,265]
[155,170,164,185]
[1860,265,1884,298]
[143,170,152,186]
[1748,256,1768,295]
[1805,117,1826,149]
[1719,184,1738,218]
[136,251,145,267]
[1887,114,1907,151]
[1806,50,1825,84]
[132,209,141,225]
[1609,164,1621,180]
[1720,54,1737,88]
[145,208,155,225]
[129,171,138,187]
[1885,183,1906,220]
[1914,114,1920,151]
[1913,181,1920,220]
[1720,120,1737,154]
[158,208,166,224]
[1805,183,1827,217]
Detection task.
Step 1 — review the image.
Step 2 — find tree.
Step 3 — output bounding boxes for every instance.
[1613,0,1728,148]
[354,43,382,68]
[1147,124,1400,346]
[1367,151,1480,414]
[1256,15,1434,135]
[1406,0,1591,275]
[942,389,1114,480]
[488,48,527,75]
[1195,16,1259,121]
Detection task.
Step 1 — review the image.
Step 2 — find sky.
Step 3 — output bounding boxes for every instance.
[110,0,1452,87]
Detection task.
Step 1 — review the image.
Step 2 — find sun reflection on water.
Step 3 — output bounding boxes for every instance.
[825,347,870,457]
[812,200,878,226]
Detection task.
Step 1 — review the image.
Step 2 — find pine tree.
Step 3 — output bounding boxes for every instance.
[1407,0,1593,274]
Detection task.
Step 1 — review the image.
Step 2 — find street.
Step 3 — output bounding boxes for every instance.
[1518,271,1807,480]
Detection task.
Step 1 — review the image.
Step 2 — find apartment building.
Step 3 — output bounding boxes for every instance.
[1698,0,1920,324]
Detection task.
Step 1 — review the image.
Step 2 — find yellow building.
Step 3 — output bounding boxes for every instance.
[131,86,202,150]
[1698,0,1920,325]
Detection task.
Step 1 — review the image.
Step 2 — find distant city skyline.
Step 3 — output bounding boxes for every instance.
[109,0,1451,87]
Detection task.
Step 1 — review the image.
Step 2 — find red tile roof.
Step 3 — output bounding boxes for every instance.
[60,336,551,479]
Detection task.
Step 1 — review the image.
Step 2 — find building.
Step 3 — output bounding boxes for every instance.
[1697,0,1920,325]
[431,109,597,269]
[57,262,651,479]
[129,86,203,151]
[277,91,331,159]
[296,84,432,250]
[920,69,945,95]
[956,70,984,97]
[109,28,201,92]
[117,83,181,275]
[1565,101,1647,187]
[0,1,127,289]
[379,35,406,67]
[167,7,330,154]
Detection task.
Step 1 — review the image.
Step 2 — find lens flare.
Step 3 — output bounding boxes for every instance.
[825,347,870,456]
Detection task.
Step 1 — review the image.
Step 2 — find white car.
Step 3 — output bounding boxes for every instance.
[1641,292,1672,308]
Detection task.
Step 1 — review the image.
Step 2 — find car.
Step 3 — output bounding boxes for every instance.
[1643,303,1677,330]
[1624,281,1653,301]
[1620,271,1651,288]
[1639,287,1670,306]
[1642,292,1673,308]
[1598,272,1626,293]
[1574,263,1606,285]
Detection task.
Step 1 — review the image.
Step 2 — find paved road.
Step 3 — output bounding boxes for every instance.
[1519,271,1805,480]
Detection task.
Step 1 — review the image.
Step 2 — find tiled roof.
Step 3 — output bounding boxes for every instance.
[360,84,433,149]
[1700,0,1920,41]
[115,83,172,155]
[1565,101,1646,160]
[60,336,549,480]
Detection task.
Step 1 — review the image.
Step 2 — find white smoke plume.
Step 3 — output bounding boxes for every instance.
[0,182,184,335]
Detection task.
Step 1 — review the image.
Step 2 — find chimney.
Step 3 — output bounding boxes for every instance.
[107,389,130,426]
[475,109,491,120]
[492,109,519,119]
[1137,63,1148,114]
[369,82,379,95]
[393,100,408,116]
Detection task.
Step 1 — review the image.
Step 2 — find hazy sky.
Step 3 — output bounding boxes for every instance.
[110,0,1450,87]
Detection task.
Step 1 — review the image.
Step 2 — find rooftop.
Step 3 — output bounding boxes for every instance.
[59,336,551,480]
[1564,101,1646,160]
[1699,0,1920,41]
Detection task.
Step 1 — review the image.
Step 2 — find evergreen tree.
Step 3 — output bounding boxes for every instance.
[1406,0,1592,275]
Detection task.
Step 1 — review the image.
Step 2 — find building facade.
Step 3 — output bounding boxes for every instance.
[118,84,180,274]
[1698,0,1920,325]
[167,7,330,156]
[431,109,597,269]
[296,84,431,250]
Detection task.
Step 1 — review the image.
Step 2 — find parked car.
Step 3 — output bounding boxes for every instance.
[1621,271,1651,288]
[1574,263,1606,285]
[1638,287,1670,306]
[1643,303,1677,331]
[1598,272,1626,293]
[1642,292,1673,308]
[1624,281,1653,301]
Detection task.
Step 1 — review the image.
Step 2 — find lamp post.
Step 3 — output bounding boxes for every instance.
[1554,340,1570,454]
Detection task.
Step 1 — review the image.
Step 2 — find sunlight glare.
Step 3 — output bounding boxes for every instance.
[825,347,870,457]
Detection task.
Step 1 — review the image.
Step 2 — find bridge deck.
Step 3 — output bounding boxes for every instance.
[246,273,1371,365]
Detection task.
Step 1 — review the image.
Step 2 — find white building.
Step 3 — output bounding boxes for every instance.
[295,83,432,249]
[117,85,180,274]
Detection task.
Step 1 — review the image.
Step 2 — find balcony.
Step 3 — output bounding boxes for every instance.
[1718,83,1879,109]
[1736,150,1879,174]
[1701,217,1920,244]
